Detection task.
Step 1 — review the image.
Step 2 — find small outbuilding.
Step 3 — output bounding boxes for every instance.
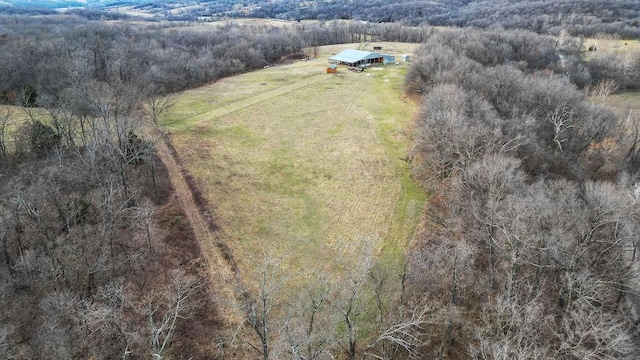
[373,46,383,50]
[401,54,411,62]
[327,64,338,73]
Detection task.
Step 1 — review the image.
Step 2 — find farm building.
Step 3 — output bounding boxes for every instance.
[401,54,411,62]
[327,64,338,73]
[329,49,395,67]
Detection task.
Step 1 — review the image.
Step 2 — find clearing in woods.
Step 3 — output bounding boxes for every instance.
[160,42,423,287]
[583,37,640,60]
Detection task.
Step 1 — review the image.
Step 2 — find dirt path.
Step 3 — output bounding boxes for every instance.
[154,130,245,323]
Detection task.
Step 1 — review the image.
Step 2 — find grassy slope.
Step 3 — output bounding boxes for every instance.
[161,42,422,280]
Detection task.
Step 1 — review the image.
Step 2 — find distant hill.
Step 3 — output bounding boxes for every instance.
[1,0,639,37]
[0,0,140,8]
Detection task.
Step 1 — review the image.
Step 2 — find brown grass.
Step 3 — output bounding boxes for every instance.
[161,42,422,281]
[583,37,640,60]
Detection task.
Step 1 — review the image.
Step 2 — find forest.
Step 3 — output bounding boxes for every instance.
[404,27,640,358]
[1,5,640,360]
[249,0,640,38]
[3,0,640,38]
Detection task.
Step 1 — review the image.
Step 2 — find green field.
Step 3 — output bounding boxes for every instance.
[160,42,423,279]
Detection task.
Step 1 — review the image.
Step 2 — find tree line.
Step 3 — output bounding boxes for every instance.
[5,0,640,38]
[238,0,640,39]
[403,26,640,358]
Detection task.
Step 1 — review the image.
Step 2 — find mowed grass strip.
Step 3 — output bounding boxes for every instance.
[161,63,325,127]
[164,73,329,131]
[163,42,422,279]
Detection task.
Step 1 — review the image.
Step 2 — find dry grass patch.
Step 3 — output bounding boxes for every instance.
[583,37,640,60]
[162,66,325,128]
[608,91,640,117]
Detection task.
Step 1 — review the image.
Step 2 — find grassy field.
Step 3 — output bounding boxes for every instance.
[609,91,640,118]
[160,42,422,280]
[583,37,640,60]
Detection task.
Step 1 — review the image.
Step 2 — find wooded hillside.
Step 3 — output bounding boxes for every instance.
[404,27,640,358]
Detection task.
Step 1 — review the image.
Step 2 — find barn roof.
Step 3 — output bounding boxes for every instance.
[329,49,383,63]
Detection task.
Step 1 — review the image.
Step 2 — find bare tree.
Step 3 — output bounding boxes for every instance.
[0,109,13,160]
[332,239,375,360]
[623,110,640,167]
[469,287,552,360]
[554,273,635,360]
[361,305,433,360]
[239,253,290,360]
[144,270,202,359]
[146,89,175,126]
[281,279,335,360]
[586,79,618,106]
[546,103,574,153]
[132,200,158,253]
[37,290,79,360]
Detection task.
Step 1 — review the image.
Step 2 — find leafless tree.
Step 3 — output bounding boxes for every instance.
[132,200,159,253]
[469,286,552,360]
[554,273,635,360]
[0,109,13,160]
[623,110,640,168]
[546,103,574,153]
[281,281,335,360]
[586,79,618,106]
[239,253,290,360]
[37,290,79,360]
[144,270,202,359]
[361,305,433,360]
[146,89,175,126]
[331,239,375,360]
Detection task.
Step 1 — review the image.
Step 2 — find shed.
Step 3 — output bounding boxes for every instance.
[327,64,338,73]
[373,46,383,50]
[382,54,395,64]
[401,54,411,62]
[328,49,392,67]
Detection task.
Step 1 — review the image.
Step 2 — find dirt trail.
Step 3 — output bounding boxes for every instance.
[154,130,245,321]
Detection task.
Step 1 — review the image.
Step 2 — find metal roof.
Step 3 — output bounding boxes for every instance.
[329,49,383,63]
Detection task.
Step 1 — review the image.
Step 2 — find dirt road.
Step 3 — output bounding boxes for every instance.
[154,130,245,324]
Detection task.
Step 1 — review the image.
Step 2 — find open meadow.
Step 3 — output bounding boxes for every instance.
[160,42,423,283]
[583,37,640,59]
